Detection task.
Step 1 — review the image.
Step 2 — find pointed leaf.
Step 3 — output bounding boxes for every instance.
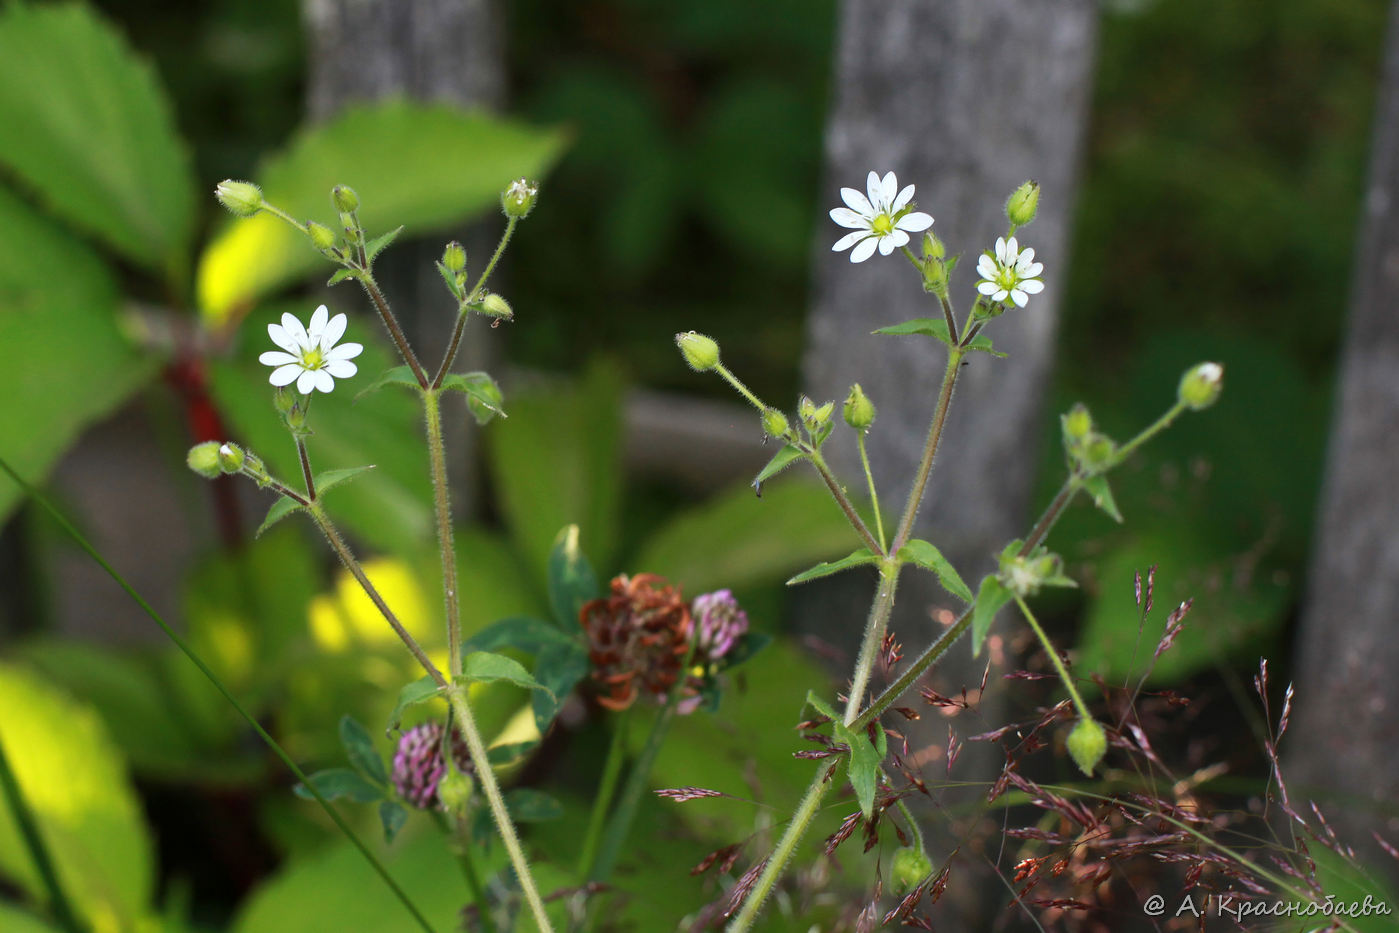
[327,267,356,287]
[339,716,387,787]
[963,332,1006,358]
[440,371,506,425]
[504,789,563,823]
[835,721,881,819]
[293,768,384,804]
[435,260,465,300]
[459,652,554,700]
[354,364,422,401]
[378,801,407,844]
[972,576,1013,657]
[547,524,599,628]
[531,642,590,733]
[786,548,879,586]
[804,690,838,722]
[387,675,445,734]
[1082,474,1124,523]
[486,742,538,766]
[897,540,974,603]
[752,444,804,489]
[364,224,405,264]
[872,317,954,346]
[461,617,578,655]
[256,495,305,537]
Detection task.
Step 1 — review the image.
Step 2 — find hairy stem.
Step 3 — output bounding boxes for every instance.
[359,272,430,388]
[577,712,629,880]
[433,217,517,387]
[891,349,964,553]
[856,432,886,552]
[713,363,767,414]
[422,391,463,676]
[809,450,884,556]
[842,561,901,725]
[1014,595,1092,720]
[296,437,316,500]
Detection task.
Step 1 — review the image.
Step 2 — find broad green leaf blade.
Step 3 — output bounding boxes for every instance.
[378,801,407,845]
[547,525,599,629]
[256,495,305,537]
[461,617,578,655]
[439,371,505,425]
[804,690,838,721]
[293,768,384,804]
[0,662,153,929]
[198,101,566,324]
[339,717,388,787]
[872,317,953,345]
[327,267,356,287]
[531,643,590,733]
[972,576,1013,657]
[355,365,421,401]
[964,332,1006,358]
[752,444,804,489]
[0,188,153,525]
[834,721,880,820]
[365,225,405,265]
[387,676,444,734]
[317,465,377,497]
[459,652,553,699]
[486,742,538,766]
[897,539,974,603]
[504,789,563,823]
[0,4,194,272]
[786,549,878,586]
[1082,474,1124,523]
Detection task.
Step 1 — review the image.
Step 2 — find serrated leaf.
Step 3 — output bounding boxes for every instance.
[327,267,356,286]
[387,676,444,734]
[459,652,554,700]
[786,548,878,585]
[872,317,955,346]
[339,716,387,787]
[547,524,598,628]
[198,101,566,324]
[256,495,305,537]
[355,364,422,401]
[972,576,1013,657]
[804,690,838,722]
[897,539,974,603]
[504,789,563,823]
[0,4,194,271]
[1082,474,1124,523]
[834,720,881,819]
[752,444,804,490]
[531,642,590,733]
[364,224,405,264]
[440,371,505,425]
[461,617,579,655]
[378,800,407,844]
[293,768,384,804]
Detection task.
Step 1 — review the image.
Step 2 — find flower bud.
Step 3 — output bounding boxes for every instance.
[812,401,834,425]
[436,766,474,815]
[921,257,948,296]
[306,221,337,252]
[217,442,246,473]
[331,185,359,213]
[798,396,816,422]
[441,241,467,274]
[891,846,933,894]
[922,232,945,261]
[186,441,222,479]
[501,178,539,218]
[1080,433,1115,472]
[1005,180,1040,227]
[338,212,361,244]
[676,331,720,372]
[479,293,513,320]
[273,387,296,416]
[1061,403,1092,442]
[214,180,263,217]
[761,408,789,439]
[843,383,876,430]
[1067,717,1107,777]
[1178,362,1223,411]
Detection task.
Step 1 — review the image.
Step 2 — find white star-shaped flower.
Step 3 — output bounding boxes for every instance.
[830,170,934,263]
[259,305,363,394]
[976,236,1045,308]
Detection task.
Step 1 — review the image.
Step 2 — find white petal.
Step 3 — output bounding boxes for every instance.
[270,363,303,386]
[977,281,1000,296]
[884,229,910,250]
[314,370,336,393]
[865,171,882,209]
[841,187,873,216]
[1004,237,1019,261]
[296,369,318,394]
[267,323,298,355]
[850,236,879,263]
[977,254,999,277]
[992,288,1009,302]
[319,312,347,349]
[1010,289,1028,308]
[880,172,897,207]
[326,341,363,361]
[1019,278,1045,294]
[830,207,870,229]
[1017,246,1036,266]
[308,304,329,338]
[281,312,309,349]
[892,184,915,213]
[878,234,898,255]
[324,359,358,379]
[896,211,933,232]
[259,350,297,366]
[994,237,1009,263]
[1023,261,1044,278]
[832,230,868,252]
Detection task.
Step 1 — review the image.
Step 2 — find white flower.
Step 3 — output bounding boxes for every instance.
[830,170,934,263]
[259,305,363,394]
[975,236,1045,308]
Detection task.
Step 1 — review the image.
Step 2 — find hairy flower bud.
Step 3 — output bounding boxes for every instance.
[1061,403,1092,442]
[922,232,945,261]
[1067,717,1107,777]
[306,221,337,252]
[186,441,222,478]
[217,442,245,473]
[501,178,539,218]
[1005,180,1040,227]
[1178,361,1224,411]
[479,293,513,320]
[891,846,933,893]
[331,185,359,213]
[436,766,474,815]
[214,179,263,217]
[843,383,876,430]
[762,408,789,439]
[441,240,467,274]
[676,331,720,372]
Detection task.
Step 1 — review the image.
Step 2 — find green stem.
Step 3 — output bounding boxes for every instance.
[1013,595,1091,720]
[422,391,463,676]
[576,712,629,880]
[808,450,884,556]
[0,731,83,933]
[894,796,925,854]
[0,458,440,933]
[713,363,767,414]
[856,432,886,552]
[842,561,901,725]
[446,813,497,933]
[434,218,517,387]
[446,690,554,933]
[1110,401,1186,466]
[590,700,681,883]
[891,349,963,553]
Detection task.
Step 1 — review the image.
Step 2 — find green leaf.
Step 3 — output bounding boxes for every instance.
[0,188,153,525]
[364,225,405,265]
[963,332,1006,358]
[547,524,599,628]
[504,789,563,823]
[486,742,538,766]
[752,444,804,489]
[531,643,590,733]
[786,549,879,585]
[327,267,356,287]
[459,652,554,700]
[834,720,881,820]
[804,690,838,721]
[316,465,377,497]
[378,801,407,845]
[339,716,387,787]
[461,617,578,655]
[718,632,772,673]
[293,768,384,804]
[972,576,1013,657]
[0,4,194,272]
[355,364,422,401]
[254,466,377,536]
[0,662,153,929]
[1081,474,1124,523]
[198,101,566,324]
[897,540,974,603]
[256,494,306,537]
[387,676,444,734]
[439,371,505,425]
[872,317,1004,357]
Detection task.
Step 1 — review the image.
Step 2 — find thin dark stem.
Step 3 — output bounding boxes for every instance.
[809,451,884,556]
[296,438,316,500]
[358,273,429,388]
[0,732,83,933]
[939,293,960,345]
[249,472,311,508]
[891,349,963,553]
[433,218,517,387]
[577,712,629,880]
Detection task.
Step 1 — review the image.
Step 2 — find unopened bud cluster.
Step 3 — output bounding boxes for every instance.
[1060,403,1116,475]
[998,544,1073,598]
[502,178,539,218]
[186,441,267,485]
[1005,180,1040,227]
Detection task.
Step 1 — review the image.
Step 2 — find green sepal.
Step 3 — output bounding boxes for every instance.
[440,371,505,424]
[364,225,405,265]
[972,575,1013,657]
[1082,474,1123,523]
[897,539,973,603]
[786,548,879,586]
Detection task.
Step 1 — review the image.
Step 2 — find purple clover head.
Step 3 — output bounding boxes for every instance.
[391,722,472,810]
[693,589,749,662]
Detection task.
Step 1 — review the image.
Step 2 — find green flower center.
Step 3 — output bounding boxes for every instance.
[299,347,325,370]
[871,213,894,236]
